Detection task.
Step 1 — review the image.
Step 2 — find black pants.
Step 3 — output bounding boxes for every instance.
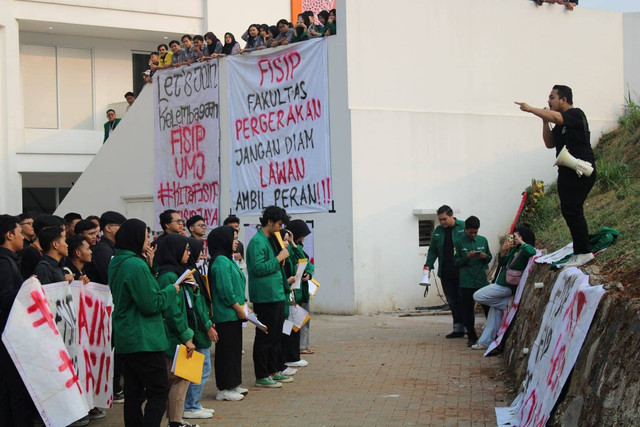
[0,342,36,427]
[281,327,301,363]
[461,288,480,341]
[441,274,464,331]
[113,352,123,394]
[557,168,596,254]
[214,320,243,390]
[252,301,285,379]
[120,351,169,427]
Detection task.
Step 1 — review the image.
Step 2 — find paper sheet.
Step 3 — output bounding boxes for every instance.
[308,278,320,297]
[282,319,294,335]
[292,259,308,289]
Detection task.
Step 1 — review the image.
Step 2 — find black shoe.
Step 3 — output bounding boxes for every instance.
[445,331,465,339]
[467,338,477,347]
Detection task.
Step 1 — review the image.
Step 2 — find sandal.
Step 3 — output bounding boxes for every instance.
[300,348,314,354]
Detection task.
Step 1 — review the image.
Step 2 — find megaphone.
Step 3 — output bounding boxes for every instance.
[419,266,430,297]
[554,146,593,177]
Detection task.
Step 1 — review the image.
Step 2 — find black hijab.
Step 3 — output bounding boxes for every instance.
[222,33,238,55]
[207,226,235,263]
[114,219,147,256]
[286,219,311,242]
[187,237,204,268]
[156,233,189,276]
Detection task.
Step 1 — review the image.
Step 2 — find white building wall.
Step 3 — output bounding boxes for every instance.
[624,13,640,101]
[344,0,624,312]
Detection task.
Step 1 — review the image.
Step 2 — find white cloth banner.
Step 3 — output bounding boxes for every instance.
[1,278,89,427]
[43,281,114,409]
[484,251,541,356]
[495,268,606,426]
[228,38,332,215]
[154,61,221,229]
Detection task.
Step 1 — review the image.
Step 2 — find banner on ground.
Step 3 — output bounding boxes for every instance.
[485,251,541,356]
[154,61,221,230]
[495,268,606,426]
[228,38,332,215]
[1,278,113,426]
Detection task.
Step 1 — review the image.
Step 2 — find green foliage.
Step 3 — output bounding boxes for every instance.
[596,158,630,197]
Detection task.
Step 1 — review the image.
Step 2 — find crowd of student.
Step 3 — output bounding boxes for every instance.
[148,9,336,76]
[423,205,537,350]
[532,0,578,11]
[0,205,316,427]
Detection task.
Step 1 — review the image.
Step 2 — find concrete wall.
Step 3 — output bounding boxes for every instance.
[344,0,624,312]
[624,13,640,101]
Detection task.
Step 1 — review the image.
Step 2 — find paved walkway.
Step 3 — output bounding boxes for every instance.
[93,313,513,426]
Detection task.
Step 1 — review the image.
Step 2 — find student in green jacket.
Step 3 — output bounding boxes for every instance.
[155,234,201,427]
[208,226,249,401]
[183,238,219,420]
[247,206,294,388]
[108,219,181,427]
[454,216,492,347]
[424,205,467,338]
[472,226,536,350]
[281,220,315,366]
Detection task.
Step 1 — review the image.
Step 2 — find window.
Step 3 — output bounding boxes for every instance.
[132,51,151,97]
[22,187,72,216]
[418,220,434,247]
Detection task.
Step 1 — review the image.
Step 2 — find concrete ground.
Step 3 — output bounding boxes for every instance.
[93,313,513,426]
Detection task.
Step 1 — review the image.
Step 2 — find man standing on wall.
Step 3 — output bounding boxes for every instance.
[515,85,596,267]
[424,205,466,338]
[103,109,121,143]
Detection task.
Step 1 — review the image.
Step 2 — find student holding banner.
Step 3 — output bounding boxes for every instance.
[209,226,249,401]
[109,219,181,427]
[246,206,294,388]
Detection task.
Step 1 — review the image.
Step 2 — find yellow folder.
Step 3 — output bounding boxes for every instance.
[171,344,204,384]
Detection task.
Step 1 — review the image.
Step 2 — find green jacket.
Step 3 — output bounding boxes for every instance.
[425,219,466,278]
[454,234,492,289]
[108,249,175,354]
[247,229,287,304]
[157,272,195,358]
[287,243,315,304]
[186,284,213,348]
[211,256,246,324]
[496,243,536,293]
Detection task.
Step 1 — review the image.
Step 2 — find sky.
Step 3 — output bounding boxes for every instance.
[579,0,640,13]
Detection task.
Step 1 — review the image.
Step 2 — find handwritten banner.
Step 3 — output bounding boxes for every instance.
[228,38,332,215]
[1,278,90,427]
[495,268,606,426]
[43,281,114,409]
[484,251,541,356]
[154,61,221,230]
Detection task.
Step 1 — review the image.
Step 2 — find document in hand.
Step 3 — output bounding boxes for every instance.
[175,268,197,286]
[308,278,321,297]
[247,311,268,334]
[290,305,310,332]
[171,344,205,384]
[292,259,308,289]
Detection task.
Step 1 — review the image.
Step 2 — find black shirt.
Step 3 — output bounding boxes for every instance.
[20,244,42,280]
[66,262,85,280]
[85,238,115,284]
[33,255,66,285]
[552,108,595,169]
[441,227,459,279]
[0,247,24,332]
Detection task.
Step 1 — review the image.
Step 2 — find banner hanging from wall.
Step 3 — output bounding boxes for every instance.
[227,38,332,215]
[495,268,606,426]
[2,278,114,426]
[154,61,220,230]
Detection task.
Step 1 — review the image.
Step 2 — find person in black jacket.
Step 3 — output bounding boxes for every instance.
[85,211,126,284]
[32,225,71,284]
[0,214,36,426]
[20,214,64,280]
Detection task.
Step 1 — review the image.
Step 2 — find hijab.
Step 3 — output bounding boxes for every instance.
[207,225,235,263]
[222,33,238,55]
[187,237,204,268]
[156,233,189,276]
[204,31,219,55]
[286,219,311,242]
[114,218,147,256]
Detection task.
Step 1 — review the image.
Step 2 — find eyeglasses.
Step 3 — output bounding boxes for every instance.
[170,219,184,225]
[194,224,207,228]
[20,221,34,226]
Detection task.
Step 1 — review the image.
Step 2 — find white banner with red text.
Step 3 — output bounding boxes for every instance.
[495,268,606,426]
[2,278,114,426]
[227,38,332,215]
[154,60,220,230]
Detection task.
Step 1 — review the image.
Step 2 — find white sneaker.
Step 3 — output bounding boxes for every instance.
[285,359,308,367]
[232,386,249,395]
[200,407,215,414]
[471,343,487,350]
[563,253,594,268]
[216,389,244,401]
[183,409,213,419]
[281,367,297,376]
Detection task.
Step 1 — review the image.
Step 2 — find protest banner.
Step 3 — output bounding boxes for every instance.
[154,61,221,230]
[484,251,541,356]
[228,38,332,215]
[43,281,114,409]
[495,268,606,426]
[1,278,89,427]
